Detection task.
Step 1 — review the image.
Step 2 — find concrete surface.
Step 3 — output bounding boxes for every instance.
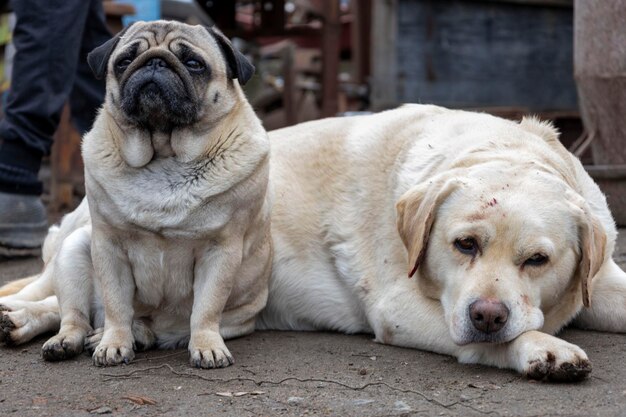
[1,237,626,416]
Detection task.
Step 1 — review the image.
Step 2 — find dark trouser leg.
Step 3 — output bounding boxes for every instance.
[70,0,110,135]
[0,0,104,195]
[0,0,110,255]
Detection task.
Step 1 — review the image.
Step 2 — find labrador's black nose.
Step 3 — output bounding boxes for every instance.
[469,299,509,334]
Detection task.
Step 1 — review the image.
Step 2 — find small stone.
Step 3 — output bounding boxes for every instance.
[359,368,367,375]
[394,400,411,411]
[288,396,304,406]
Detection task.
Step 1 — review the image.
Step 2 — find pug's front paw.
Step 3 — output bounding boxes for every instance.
[189,331,234,369]
[92,328,134,366]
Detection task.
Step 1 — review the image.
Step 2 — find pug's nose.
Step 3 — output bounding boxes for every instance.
[146,57,168,69]
[468,299,509,334]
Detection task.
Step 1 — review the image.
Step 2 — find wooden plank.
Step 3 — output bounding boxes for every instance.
[351,0,372,85]
[321,0,341,117]
[50,105,82,210]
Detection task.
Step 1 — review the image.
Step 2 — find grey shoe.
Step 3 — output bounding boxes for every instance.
[0,191,48,257]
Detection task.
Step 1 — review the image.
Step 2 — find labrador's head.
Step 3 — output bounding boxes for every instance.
[396,123,606,346]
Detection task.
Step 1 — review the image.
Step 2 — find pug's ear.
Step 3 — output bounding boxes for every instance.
[396,172,464,278]
[88,23,134,80]
[206,26,255,85]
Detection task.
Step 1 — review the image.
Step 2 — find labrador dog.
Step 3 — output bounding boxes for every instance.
[3,105,626,381]
[0,20,272,369]
[257,105,626,381]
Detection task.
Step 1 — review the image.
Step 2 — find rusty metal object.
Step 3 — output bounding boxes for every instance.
[575,0,626,224]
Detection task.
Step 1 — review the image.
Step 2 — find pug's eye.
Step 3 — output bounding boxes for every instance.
[454,238,479,256]
[185,59,204,71]
[116,58,132,69]
[524,253,548,267]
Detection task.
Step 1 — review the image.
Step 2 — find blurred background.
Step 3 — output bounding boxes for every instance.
[0,0,624,222]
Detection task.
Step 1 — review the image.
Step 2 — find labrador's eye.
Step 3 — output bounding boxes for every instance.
[524,253,548,267]
[454,238,479,256]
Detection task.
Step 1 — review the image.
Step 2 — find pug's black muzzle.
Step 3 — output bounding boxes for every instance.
[120,56,198,131]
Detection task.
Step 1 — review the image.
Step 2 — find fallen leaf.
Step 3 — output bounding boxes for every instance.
[32,397,47,406]
[233,392,248,397]
[216,392,234,397]
[468,382,501,390]
[89,406,113,415]
[122,395,157,405]
[249,391,265,395]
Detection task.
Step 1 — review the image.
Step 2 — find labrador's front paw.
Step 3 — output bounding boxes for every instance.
[514,331,591,382]
[0,309,16,344]
[0,303,50,346]
[189,331,234,369]
[92,328,134,366]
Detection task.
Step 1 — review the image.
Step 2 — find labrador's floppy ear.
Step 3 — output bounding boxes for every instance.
[396,172,464,278]
[206,26,255,85]
[567,191,607,307]
[87,23,134,80]
[577,203,607,308]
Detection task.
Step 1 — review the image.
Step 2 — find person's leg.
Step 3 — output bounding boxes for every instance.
[69,0,110,135]
[0,0,95,256]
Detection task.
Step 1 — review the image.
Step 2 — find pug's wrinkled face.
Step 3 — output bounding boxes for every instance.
[113,29,209,130]
[88,20,254,132]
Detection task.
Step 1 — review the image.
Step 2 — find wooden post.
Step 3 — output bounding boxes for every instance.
[321,0,340,117]
[282,41,296,126]
[351,0,372,85]
[50,105,82,211]
[370,0,398,110]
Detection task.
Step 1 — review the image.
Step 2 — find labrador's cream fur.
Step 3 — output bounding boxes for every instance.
[257,105,626,381]
[2,105,626,380]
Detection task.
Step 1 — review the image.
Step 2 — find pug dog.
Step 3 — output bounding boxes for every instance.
[33,20,272,368]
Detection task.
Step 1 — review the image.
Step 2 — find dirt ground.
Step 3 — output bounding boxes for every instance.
[1,236,626,417]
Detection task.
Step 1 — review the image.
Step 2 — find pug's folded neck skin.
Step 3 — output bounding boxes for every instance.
[102,89,251,167]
